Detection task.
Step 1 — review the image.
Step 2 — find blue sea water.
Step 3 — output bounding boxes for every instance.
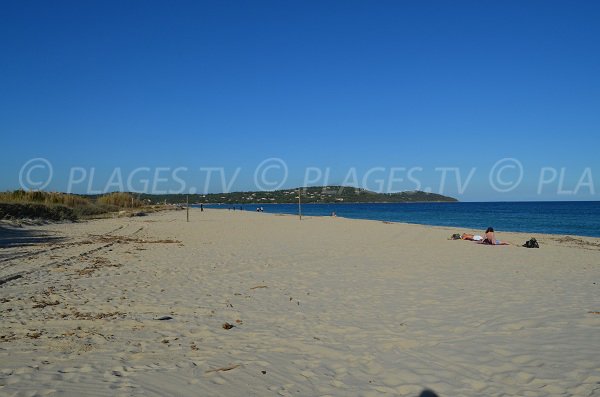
[204,201,600,237]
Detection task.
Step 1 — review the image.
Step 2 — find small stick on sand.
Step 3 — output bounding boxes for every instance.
[250,285,268,290]
[205,364,241,373]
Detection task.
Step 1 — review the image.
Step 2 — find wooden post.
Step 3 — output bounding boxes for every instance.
[298,189,302,221]
[186,195,189,222]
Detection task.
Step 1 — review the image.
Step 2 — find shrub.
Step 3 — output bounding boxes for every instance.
[96,192,144,208]
[0,203,77,221]
[0,190,90,207]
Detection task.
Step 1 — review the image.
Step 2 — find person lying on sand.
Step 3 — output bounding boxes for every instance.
[481,227,509,245]
[461,233,483,241]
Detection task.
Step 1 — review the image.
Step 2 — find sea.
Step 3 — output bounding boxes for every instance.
[201,201,600,238]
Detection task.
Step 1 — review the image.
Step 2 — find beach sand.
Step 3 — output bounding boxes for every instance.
[1,209,599,397]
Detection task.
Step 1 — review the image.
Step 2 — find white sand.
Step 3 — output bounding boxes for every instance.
[1,209,599,397]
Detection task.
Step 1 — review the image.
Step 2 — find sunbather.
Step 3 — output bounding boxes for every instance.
[481,227,509,245]
[461,233,483,241]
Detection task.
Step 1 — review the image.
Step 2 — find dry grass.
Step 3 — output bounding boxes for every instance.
[0,190,154,221]
[0,190,90,207]
[96,192,144,208]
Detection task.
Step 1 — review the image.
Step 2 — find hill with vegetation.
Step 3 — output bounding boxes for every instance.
[135,186,457,204]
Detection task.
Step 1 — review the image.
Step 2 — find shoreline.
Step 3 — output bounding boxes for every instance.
[204,206,600,241]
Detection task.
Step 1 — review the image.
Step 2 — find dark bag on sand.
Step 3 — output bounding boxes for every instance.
[451,233,461,240]
[523,238,539,248]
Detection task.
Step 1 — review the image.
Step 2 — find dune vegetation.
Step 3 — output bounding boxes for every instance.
[96,192,144,208]
[0,190,153,221]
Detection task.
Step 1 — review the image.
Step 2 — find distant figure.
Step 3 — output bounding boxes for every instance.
[482,227,509,245]
[260,207,264,212]
[200,203,204,212]
[256,207,260,212]
[331,211,337,217]
[240,206,243,211]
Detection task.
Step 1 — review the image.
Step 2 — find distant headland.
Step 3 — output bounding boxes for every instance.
[133,186,458,204]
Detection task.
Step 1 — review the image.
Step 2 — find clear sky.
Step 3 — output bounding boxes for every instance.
[2,0,599,201]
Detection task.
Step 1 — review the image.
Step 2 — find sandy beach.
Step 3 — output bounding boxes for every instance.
[1,208,599,397]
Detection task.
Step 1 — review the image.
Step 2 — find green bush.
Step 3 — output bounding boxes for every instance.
[0,202,76,221]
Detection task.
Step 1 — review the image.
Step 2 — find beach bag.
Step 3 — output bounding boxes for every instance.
[451,233,461,240]
[523,238,539,248]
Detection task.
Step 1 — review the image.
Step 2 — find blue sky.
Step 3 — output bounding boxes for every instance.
[1,0,599,201]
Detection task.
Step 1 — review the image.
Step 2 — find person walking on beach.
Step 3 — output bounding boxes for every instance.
[200,203,204,212]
